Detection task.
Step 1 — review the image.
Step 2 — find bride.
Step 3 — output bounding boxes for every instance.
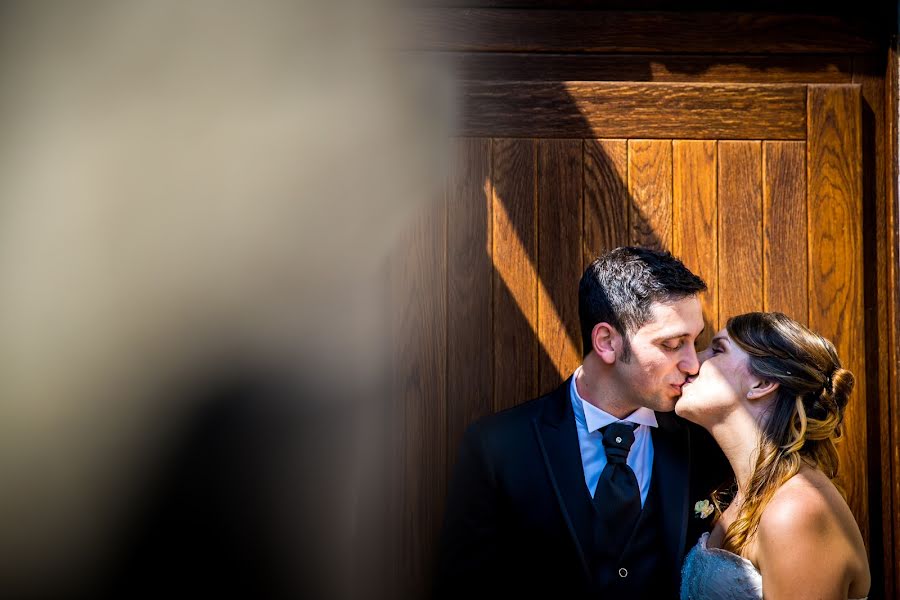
[675,312,869,600]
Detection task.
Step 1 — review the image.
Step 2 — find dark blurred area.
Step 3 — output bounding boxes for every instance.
[0,1,450,598]
[96,361,351,599]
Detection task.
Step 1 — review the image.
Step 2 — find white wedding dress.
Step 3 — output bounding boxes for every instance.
[680,532,867,600]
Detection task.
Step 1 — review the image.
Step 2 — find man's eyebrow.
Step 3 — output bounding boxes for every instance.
[652,331,692,342]
[653,324,705,341]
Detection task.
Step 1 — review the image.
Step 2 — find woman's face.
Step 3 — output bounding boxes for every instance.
[674,329,755,425]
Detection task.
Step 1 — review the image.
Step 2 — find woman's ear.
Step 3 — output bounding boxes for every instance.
[592,322,621,365]
[746,377,779,401]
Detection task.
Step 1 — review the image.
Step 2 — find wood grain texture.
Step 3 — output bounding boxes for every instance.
[492,138,539,411]
[447,138,492,469]
[410,10,878,54]
[629,140,672,251]
[459,82,807,139]
[807,84,867,546]
[763,141,807,323]
[453,53,853,83]
[673,140,717,348]
[887,46,900,598]
[854,57,890,596]
[717,141,763,325]
[537,139,583,394]
[389,197,447,599]
[583,139,629,266]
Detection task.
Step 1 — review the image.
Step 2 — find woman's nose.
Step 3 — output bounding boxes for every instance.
[697,347,712,363]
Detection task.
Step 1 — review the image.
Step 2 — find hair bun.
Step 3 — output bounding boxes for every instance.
[827,367,854,410]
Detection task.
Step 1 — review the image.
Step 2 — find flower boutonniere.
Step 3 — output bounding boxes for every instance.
[694,499,714,519]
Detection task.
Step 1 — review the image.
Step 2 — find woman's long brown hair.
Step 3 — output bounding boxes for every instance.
[714,312,854,555]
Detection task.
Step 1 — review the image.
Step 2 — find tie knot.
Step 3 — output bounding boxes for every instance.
[601,422,636,464]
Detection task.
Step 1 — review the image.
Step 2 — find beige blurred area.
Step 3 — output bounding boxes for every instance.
[0,1,451,597]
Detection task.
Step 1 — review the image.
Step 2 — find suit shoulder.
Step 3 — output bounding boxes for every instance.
[463,391,553,443]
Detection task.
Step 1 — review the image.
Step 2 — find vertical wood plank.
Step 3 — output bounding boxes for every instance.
[583,139,629,266]
[447,138,492,469]
[882,47,900,599]
[389,196,446,599]
[808,84,867,546]
[854,57,892,596]
[718,141,763,326]
[492,139,538,411]
[537,139,583,394]
[673,140,717,349]
[628,139,672,251]
[763,141,808,324]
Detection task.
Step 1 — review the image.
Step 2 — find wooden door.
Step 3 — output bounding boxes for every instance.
[390,80,868,597]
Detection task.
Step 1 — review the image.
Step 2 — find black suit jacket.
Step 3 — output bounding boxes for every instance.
[434,378,727,600]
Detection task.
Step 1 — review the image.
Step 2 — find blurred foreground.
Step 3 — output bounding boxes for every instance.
[0,1,451,598]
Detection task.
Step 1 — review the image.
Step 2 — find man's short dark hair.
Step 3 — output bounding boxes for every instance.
[579,246,707,360]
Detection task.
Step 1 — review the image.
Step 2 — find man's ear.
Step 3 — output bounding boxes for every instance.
[746,377,779,401]
[592,322,621,365]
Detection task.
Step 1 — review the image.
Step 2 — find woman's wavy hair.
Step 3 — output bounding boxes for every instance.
[713,312,854,555]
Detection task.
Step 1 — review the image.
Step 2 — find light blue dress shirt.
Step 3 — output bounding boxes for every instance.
[570,366,657,507]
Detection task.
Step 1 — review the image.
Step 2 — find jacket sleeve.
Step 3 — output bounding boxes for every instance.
[432,422,503,599]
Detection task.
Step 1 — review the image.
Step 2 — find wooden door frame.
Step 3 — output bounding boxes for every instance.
[884,35,900,600]
[399,9,900,598]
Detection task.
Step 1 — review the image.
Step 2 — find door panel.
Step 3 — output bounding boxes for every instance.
[807,85,866,544]
[673,140,717,350]
[763,141,808,322]
[492,139,539,413]
[536,140,583,392]
[391,82,867,596]
[718,140,765,320]
[628,139,673,249]
[583,139,629,263]
[447,139,492,467]
[459,82,807,138]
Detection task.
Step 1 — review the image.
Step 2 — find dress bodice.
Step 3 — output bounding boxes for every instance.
[680,532,867,600]
[680,532,762,600]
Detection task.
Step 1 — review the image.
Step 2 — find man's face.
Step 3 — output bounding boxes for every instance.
[614,297,705,413]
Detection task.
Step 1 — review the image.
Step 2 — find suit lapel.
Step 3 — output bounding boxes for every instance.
[532,379,592,582]
[531,383,693,587]
[652,411,691,581]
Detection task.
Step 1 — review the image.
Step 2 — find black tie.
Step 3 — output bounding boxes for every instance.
[593,422,641,552]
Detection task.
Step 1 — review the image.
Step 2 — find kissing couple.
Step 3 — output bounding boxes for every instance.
[434,247,869,600]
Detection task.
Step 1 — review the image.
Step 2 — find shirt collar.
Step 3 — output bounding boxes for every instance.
[570,366,659,433]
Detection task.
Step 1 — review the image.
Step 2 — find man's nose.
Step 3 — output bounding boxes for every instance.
[680,346,700,375]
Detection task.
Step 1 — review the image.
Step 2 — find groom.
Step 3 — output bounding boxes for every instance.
[434,247,727,599]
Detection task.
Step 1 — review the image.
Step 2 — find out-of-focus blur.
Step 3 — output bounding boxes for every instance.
[0,1,451,598]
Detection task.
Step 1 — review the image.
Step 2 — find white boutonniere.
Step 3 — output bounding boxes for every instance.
[694,499,714,519]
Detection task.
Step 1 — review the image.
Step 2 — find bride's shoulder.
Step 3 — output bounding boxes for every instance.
[759,469,851,539]
[759,471,835,534]
[754,469,869,595]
